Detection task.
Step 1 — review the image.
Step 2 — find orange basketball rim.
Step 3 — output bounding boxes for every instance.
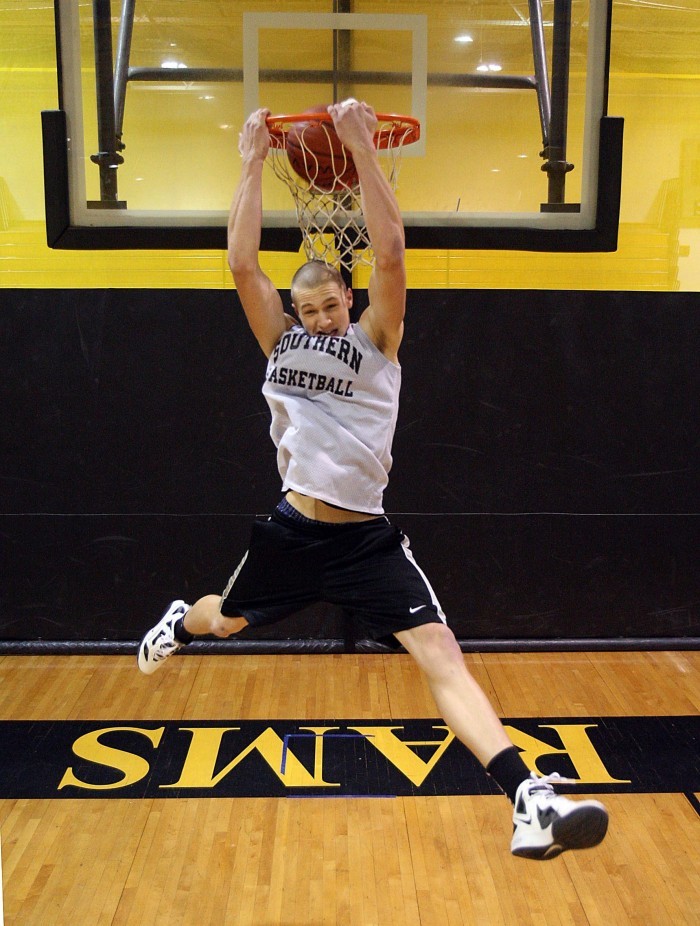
[266,111,421,152]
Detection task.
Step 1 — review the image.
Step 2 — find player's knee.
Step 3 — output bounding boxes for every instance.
[425,622,462,663]
[400,621,461,674]
[210,614,248,637]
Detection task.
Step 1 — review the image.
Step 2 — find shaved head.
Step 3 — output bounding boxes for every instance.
[291,261,346,300]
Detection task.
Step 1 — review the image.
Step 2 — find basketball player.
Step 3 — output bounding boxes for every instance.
[138,99,608,860]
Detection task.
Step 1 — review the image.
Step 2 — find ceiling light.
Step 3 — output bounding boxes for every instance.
[454,34,473,44]
[161,60,187,69]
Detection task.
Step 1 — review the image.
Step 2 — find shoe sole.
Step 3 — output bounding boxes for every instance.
[137,603,187,675]
[137,623,179,675]
[512,803,609,861]
[137,632,162,674]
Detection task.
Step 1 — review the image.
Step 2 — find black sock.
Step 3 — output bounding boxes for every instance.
[486,746,531,804]
[173,616,195,645]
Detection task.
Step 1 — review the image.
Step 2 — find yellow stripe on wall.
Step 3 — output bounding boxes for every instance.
[0,222,678,291]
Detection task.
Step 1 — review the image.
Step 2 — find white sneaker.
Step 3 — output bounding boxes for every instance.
[137,600,190,675]
[511,772,608,860]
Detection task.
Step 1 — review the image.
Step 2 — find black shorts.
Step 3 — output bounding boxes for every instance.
[220,500,446,646]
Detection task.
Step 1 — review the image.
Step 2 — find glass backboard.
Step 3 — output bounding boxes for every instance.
[43,0,622,252]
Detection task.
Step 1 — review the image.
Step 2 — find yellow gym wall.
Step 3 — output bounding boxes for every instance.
[0,2,698,292]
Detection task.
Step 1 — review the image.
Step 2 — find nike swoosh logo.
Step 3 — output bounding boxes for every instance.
[409,605,427,613]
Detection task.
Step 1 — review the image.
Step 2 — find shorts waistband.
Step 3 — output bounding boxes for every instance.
[274,497,387,532]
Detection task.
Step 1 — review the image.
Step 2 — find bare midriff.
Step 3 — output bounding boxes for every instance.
[285,490,381,523]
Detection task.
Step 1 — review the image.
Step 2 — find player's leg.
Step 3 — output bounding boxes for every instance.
[138,505,321,675]
[395,621,608,860]
[136,595,249,675]
[394,622,511,766]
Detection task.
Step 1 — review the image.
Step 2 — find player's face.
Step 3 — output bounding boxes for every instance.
[292,281,353,337]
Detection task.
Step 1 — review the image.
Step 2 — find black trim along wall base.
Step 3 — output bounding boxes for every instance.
[0,637,698,656]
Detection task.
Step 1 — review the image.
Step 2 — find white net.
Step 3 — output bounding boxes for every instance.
[266,114,419,273]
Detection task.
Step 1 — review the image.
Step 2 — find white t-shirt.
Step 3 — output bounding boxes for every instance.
[262,323,401,514]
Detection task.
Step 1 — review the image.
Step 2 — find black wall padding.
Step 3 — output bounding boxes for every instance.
[1,288,698,645]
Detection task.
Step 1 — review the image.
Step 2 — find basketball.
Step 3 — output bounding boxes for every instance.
[286,105,358,192]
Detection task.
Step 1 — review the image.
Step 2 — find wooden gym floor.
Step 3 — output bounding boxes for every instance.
[0,650,698,925]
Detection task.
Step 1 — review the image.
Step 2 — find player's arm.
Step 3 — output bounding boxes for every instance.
[228,108,293,357]
[329,100,406,362]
